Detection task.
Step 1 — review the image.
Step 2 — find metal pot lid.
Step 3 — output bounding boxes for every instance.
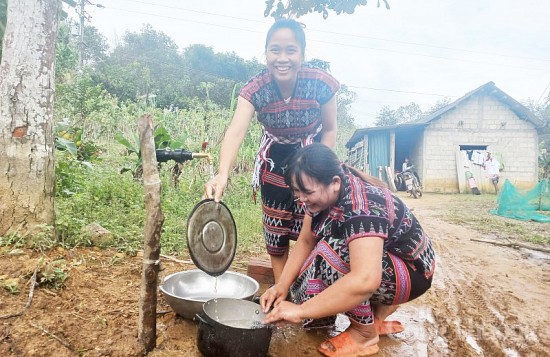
[187,199,237,276]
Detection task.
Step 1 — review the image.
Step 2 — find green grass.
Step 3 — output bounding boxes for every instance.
[53,146,265,256]
[443,194,550,245]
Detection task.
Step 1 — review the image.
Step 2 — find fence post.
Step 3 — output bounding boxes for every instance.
[138,114,164,352]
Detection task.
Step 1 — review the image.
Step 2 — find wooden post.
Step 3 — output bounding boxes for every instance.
[385,166,397,192]
[455,149,466,193]
[138,114,164,352]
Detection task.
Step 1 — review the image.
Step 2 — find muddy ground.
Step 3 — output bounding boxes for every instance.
[1,193,549,356]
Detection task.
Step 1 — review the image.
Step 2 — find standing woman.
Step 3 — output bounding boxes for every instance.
[204,19,340,282]
[261,143,435,356]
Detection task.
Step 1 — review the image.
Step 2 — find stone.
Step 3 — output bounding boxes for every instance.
[82,223,113,246]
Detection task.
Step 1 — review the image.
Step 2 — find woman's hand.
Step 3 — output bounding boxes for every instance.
[260,283,288,313]
[203,174,228,202]
[264,301,304,324]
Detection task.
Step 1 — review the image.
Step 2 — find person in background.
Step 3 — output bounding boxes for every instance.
[402,157,411,172]
[261,143,435,356]
[402,157,421,187]
[484,151,500,193]
[204,19,340,282]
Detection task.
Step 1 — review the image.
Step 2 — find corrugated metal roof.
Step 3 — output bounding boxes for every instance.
[345,123,427,148]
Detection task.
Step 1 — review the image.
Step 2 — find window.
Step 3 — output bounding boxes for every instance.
[459,145,487,151]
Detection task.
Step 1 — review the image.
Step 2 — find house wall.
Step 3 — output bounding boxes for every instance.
[423,94,539,193]
[348,137,368,172]
[413,133,424,183]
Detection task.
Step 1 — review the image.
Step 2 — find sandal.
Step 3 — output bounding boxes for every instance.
[376,320,404,335]
[318,331,379,357]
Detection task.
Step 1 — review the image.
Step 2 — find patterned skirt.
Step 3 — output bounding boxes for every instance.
[291,240,432,327]
[259,142,306,256]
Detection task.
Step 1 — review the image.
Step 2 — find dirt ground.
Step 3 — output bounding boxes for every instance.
[1,192,549,356]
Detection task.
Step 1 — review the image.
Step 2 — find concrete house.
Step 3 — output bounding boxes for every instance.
[346,82,543,193]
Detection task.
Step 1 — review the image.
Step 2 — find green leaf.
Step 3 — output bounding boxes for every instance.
[55,137,78,158]
[153,125,173,149]
[115,132,139,154]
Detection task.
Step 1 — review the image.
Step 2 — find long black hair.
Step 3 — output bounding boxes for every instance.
[285,143,386,191]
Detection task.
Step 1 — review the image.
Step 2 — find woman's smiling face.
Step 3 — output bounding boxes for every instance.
[291,173,341,214]
[265,28,304,85]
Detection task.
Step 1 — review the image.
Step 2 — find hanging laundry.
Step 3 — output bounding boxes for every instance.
[462,151,471,169]
[472,150,485,166]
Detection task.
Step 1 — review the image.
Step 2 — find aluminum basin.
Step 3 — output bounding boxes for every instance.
[160,269,259,319]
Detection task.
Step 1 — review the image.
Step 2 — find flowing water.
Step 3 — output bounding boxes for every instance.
[214,276,218,294]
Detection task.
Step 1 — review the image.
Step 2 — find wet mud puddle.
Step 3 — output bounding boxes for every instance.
[267,304,441,356]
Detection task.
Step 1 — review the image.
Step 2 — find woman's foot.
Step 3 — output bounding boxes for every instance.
[318,324,379,357]
[375,319,404,335]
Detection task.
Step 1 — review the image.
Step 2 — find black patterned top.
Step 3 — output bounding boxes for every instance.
[309,167,436,279]
[242,65,340,191]
[240,64,340,143]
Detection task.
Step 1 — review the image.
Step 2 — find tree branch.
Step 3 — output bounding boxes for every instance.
[30,323,74,351]
[470,238,550,254]
[0,266,38,319]
[137,114,164,353]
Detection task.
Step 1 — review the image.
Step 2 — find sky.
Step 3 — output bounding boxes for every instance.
[73,0,550,127]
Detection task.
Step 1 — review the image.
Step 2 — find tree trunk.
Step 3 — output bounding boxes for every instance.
[0,0,60,236]
[138,114,164,353]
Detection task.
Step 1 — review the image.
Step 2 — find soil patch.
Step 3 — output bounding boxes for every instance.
[1,193,549,356]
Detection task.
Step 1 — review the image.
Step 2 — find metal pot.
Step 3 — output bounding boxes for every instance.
[160,270,259,319]
[197,298,272,357]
